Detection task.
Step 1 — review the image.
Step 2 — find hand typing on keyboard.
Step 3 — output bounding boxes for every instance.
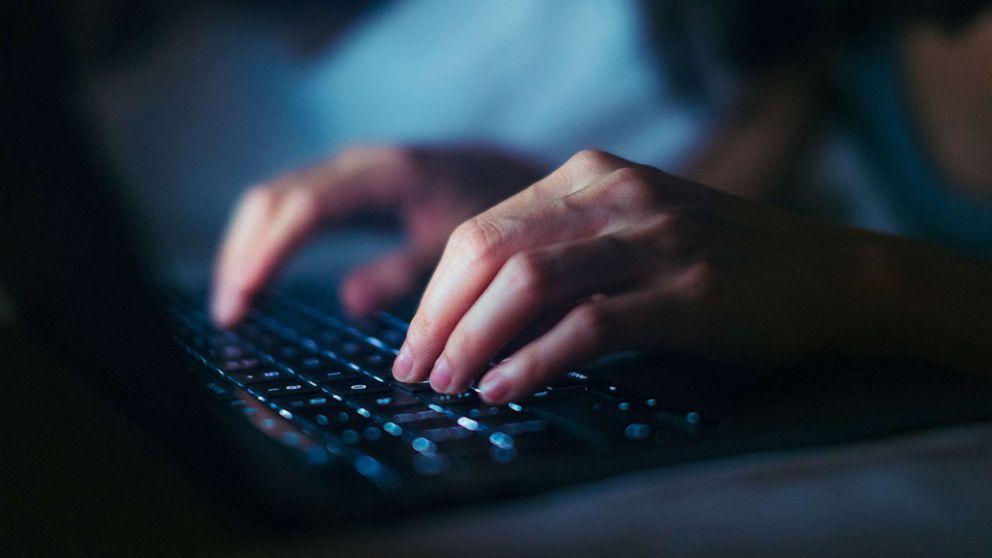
[210,144,992,411]
[392,149,992,403]
[210,145,544,327]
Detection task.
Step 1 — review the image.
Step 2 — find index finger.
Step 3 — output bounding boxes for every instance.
[392,150,627,387]
[210,148,418,327]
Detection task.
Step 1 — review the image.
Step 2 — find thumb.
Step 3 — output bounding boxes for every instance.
[339,248,429,316]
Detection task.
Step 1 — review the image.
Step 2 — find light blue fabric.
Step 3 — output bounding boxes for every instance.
[837,36,992,260]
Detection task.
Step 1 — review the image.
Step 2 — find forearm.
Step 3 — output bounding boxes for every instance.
[836,232,992,375]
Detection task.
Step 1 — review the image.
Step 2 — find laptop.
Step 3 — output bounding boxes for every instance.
[6,4,992,525]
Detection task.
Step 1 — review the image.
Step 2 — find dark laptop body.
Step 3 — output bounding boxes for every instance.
[5,3,992,527]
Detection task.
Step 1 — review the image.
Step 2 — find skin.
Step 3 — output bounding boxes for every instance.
[211,146,992,406]
[211,145,545,326]
[392,150,992,403]
[902,13,992,199]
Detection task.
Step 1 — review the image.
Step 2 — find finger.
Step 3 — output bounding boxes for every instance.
[394,159,652,385]
[339,247,432,317]
[392,189,608,384]
[476,284,685,404]
[212,186,322,326]
[432,234,649,393]
[210,148,418,326]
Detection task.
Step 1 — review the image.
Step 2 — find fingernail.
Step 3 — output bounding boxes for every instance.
[392,344,414,380]
[479,370,509,403]
[430,355,452,393]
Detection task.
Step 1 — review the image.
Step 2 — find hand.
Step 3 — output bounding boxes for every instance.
[210,145,545,326]
[391,149,951,403]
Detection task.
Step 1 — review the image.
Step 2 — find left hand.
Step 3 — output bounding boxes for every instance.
[390,149,904,403]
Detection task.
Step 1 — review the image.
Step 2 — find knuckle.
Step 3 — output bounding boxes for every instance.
[610,166,659,209]
[444,328,481,364]
[567,148,619,174]
[282,187,320,223]
[505,351,540,382]
[337,144,415,171]
[334,144,368,164]
[649,212,692,253]
[568,302,613,348]
[242,183,279,209]
[503,250,554,296]
[450,217,506,264]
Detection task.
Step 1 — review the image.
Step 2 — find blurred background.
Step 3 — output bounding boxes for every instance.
[71,0,708,285]
[3,0,990,323]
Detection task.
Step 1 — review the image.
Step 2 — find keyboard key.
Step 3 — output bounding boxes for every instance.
[297,406,363,428]
[202,380,240,401]
[295,355,326,369]
[350,389,422,410]
[421,391,479,405]
[446,403,507,420]
[547,370,593,389]
[514,388,565,403]
[248,379,319,398]
[269,344,307,362]
[321,378,392,397]
[271,392,339,410]
[391,407,445,424]
[391,380,434,393]
[356,351,391,374]
[299,368,363,383]
[379,328,406,349]
[210,344,253,361]
[422,425,474,443]
[228,368,290,384]
[303,328,344,348]
[219,357,262,371]
[586,381,639,401]
[334,340,371,361]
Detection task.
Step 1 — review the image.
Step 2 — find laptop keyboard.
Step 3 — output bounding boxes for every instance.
[168,293,705,489]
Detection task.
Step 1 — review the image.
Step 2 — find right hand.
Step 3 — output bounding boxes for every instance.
[210,145,545,327]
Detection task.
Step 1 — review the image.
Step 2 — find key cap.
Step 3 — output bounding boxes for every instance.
[321,378,392,397]
[248,379,319,398]
[334,340,371,361]
[356,351,391,375]
[297,406,363,428]
[299,367,363,383]
[228,368,290,384]
[219,357,262,371]
[547,370,593,390]
[202,380,241,401]
[421,391,479,405]
[446,403,507,420]
[271,392,340,411]
[268,343,306,362]
[391,380,434,393]
[390,407,446,424]
[350,389,422,410]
